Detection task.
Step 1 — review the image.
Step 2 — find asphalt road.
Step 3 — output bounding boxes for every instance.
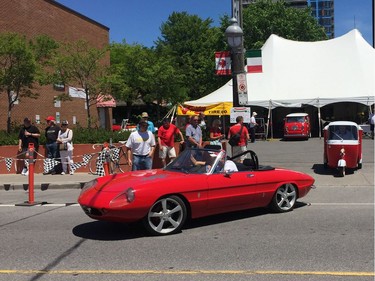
[0,138,373,281]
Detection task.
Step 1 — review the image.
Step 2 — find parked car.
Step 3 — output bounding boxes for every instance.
[323,121,363,176]
[283,113,311,140]
[78,147,315,236]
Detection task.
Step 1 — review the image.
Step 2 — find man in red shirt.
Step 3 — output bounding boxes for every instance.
[158,118,184,167]
[228,116,250,163]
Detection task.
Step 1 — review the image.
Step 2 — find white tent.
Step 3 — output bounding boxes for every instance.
[183,29,374,137]
[184,29,374,109]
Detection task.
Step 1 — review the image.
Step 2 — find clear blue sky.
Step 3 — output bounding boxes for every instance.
[56,0,373,47]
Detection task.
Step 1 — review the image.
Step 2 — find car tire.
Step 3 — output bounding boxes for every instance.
[143,195,187,236]
[270,183,297,213]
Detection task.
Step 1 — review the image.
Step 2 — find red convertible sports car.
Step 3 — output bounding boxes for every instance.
[78,147,315,236]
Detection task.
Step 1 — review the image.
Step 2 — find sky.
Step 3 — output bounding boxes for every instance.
[55,0,373,47]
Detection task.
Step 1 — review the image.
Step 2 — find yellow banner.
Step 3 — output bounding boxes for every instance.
[177,102,232,116]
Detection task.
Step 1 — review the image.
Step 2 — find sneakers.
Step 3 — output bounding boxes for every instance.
[61,172,66,175]
[69,171,74,175]
[24,170,29,176]
[21,168,27,175]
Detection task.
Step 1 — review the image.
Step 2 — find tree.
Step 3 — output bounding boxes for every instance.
[53,40,110,128]
[240,0,327,49]
[156,12,228,101]
[0,33,58,133]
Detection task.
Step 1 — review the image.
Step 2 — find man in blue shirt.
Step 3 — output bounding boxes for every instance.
[137,112,156,133]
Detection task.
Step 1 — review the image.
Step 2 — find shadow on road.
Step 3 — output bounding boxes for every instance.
[72,203,309,240]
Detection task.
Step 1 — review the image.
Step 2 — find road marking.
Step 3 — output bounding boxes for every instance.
[309,203,374,206]
[0,203,80,207]
[0,269,373,277]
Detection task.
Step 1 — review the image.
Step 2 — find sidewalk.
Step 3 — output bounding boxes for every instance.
[1,172,97,190]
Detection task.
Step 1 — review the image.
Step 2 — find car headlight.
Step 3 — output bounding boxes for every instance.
[109,188,135,208]
[80,179,98,194]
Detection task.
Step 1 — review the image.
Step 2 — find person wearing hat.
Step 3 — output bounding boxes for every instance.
[57,120,74,175]
[249,111,258,143]
[126,120,156,171]
[44,116,61,175]
[18,117,41,176]
[137,112,156,133]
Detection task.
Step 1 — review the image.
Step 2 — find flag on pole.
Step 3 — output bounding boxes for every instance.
[246,50,262,73]
[215,51,231,75]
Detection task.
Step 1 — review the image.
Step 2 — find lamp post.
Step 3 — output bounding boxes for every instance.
[225,17,246,107]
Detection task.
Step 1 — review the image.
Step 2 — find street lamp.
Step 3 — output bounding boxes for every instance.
[225,17,246,107]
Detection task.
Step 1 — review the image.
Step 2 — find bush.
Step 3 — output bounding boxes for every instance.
[0,127,131,145]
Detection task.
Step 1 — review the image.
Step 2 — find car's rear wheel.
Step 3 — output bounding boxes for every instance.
[143,196,187,236]
[270,183,297,212]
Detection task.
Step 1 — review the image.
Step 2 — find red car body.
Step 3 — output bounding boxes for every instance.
[323,121,363,176]
[78,149,315,235]
[283,113,311,139]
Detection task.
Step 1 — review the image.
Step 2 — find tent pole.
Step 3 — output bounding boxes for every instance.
[318,105,322,139]
[266,101,271,140]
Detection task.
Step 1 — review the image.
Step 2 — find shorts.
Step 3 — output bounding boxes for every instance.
[232,145,247,161]
[159,146,176,159]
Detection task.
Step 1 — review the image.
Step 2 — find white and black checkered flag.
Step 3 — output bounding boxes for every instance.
[95,151,107,177]
[82,154,93,166]
[5,158,13,172]
[70,161,83,172]
[43,158,60,174]
[24,159,29,168]
[110,148,120,162]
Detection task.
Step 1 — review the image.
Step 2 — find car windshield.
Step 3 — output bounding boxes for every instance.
[329,125,358,140]
[165,148,224,174]
[286,116,305,123]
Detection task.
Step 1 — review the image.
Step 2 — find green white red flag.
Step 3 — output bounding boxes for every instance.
[215,51,231,75]
[246,50,262,73]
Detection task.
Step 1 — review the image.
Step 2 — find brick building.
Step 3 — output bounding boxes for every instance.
[0,0,113,131]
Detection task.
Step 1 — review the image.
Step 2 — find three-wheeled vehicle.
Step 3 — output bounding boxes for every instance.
[323,121,363,176]
[283,113,311,140]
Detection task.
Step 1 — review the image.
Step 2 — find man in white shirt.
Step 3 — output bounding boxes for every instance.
[126,121,156,171]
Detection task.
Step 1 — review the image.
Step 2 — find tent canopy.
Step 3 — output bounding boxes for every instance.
[183,29,374,113]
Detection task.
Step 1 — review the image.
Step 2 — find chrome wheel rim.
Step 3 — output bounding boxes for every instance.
[147,197,184,234]
[276,184,297,211]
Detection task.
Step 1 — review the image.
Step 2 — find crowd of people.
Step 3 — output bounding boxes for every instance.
[18,111,258,174]
[125,112,258,171]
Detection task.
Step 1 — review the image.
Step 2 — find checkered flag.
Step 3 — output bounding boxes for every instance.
[70,161,83,172]
[110,148,120,161]
[43,158,60,174]
[95,151,107,177]
[82,154,93,166]
[5,158,13,172]
[24,159,29,168]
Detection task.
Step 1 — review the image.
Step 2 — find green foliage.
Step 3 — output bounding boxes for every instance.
[240,0,327,49]
[0,127,131,146]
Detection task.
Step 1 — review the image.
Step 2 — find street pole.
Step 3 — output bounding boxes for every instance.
[225,18,247,108]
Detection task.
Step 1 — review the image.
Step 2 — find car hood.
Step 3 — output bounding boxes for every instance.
[94,169,187,192]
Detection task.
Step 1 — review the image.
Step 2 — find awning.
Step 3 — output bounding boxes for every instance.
[97,95,116,108]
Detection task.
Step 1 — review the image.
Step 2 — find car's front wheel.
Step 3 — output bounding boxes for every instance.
[270,183,297,212]
[143,196,187,236]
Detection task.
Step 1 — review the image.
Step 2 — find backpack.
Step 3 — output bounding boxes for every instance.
[228,125,243,146]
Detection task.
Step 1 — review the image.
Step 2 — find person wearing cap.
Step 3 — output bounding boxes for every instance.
[126,120,156,171]
[18,117,41,176]
[157,118,184,168]
[44,116,61,175]
[57,120,74,175]
[137,112,156,133]
[249,111,258,143]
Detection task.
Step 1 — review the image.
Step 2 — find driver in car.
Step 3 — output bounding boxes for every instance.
[333,126,354,140]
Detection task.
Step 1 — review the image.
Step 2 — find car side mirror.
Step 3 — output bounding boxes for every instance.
[224,170,233,177]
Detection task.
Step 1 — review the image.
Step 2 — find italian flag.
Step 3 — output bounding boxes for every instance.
[246,49,262,73]
[215,51,231,75]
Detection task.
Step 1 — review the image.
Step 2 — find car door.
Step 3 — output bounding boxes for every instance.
[206,170,258,214]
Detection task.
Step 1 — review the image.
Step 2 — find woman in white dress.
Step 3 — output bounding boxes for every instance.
[57,120,74,175]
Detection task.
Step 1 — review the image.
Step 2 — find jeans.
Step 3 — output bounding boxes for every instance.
[46,142,59,159]
[132,155,152,171]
